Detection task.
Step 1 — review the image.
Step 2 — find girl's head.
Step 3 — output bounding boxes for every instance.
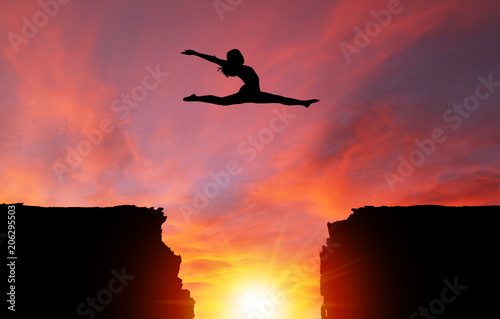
[226,49,244,65]
[218,49,244,77]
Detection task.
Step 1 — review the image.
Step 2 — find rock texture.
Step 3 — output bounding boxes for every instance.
[320,205,498,319]
[1,204,194,319]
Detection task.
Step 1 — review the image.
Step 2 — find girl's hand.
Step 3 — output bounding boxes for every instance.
[181,50,196,55]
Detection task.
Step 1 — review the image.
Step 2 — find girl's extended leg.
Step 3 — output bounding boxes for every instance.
[253,92,319,107]
[183,93,247,106]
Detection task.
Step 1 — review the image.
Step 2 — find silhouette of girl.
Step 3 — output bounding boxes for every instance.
[181,49,319,107]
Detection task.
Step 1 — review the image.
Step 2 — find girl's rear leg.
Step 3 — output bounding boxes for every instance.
[183,93,246,106]
[183,94,198,101]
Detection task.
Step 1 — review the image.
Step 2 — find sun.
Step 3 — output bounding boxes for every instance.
[229,281,288,319]
[238,287,270,312]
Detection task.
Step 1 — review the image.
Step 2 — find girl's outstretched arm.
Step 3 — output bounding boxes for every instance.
[181,50,225,66]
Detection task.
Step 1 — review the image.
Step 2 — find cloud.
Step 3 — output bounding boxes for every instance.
[186,259,233,274]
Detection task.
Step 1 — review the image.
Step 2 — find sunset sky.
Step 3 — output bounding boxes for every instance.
[1,0,500,318]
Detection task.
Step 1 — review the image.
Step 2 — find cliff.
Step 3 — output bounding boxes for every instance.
[320,205,498,319]
[1,204,194,319]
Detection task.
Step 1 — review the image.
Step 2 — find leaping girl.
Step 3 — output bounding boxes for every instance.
[181,49,319,108]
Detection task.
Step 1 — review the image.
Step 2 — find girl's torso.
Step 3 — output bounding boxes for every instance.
[224,63,260,91]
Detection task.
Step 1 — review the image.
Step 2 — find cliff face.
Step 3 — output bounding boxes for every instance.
[1,204,194,319]
[320,205,498,319]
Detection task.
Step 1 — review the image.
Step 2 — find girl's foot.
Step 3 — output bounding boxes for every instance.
[304,99,319,108]
[183,94,198,101]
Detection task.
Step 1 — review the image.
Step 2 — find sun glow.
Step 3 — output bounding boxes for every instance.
[229,281,288,319]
